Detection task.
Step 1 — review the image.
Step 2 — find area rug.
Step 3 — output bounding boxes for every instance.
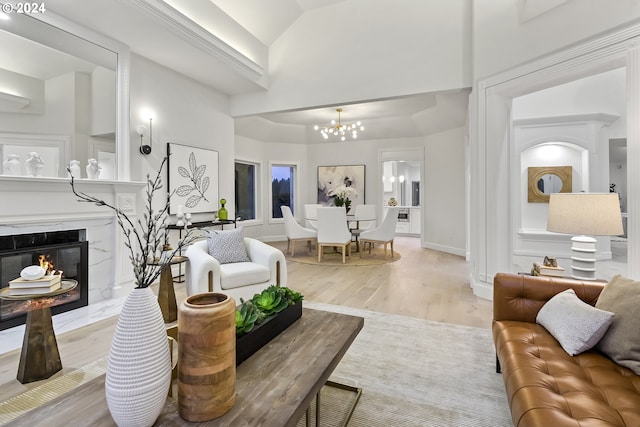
[286,246,400,266]
[1,303,511,427]
[297,302,512,427]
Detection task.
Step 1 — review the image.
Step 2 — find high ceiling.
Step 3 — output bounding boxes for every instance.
[209,0,347,45]
[176,0,472,142]
[11,0,470,143]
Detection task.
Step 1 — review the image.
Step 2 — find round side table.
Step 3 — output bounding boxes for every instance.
[0,279,77,383]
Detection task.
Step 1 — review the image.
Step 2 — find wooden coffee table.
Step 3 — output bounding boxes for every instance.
[7,307,364,426]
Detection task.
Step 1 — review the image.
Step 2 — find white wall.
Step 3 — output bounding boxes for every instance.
[0,73,75,136]
[423,127,466,254]
[231,0,472,116]
[513,68,627,123]
[0,68,44,114]
[128,54,234,223]
[472,0,640,80]
[91,67,116,136]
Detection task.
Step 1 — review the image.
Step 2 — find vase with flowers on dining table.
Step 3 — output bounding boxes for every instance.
[330,184,358,213]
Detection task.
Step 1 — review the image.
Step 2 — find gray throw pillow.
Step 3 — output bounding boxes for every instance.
[596,275,640,374]
[536,289,614,356]
[206,228,250,264]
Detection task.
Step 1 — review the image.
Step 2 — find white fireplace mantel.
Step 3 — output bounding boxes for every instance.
[0,177,148,302]
[0,176,146,224]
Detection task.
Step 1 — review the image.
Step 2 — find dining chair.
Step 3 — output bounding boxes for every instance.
[359,207,400,257]
[281,206,317,256]
[303,204,322,230]
[354,204,377,231]
[317,207,352,263]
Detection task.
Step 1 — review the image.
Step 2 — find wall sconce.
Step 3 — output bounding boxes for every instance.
[136,118,152,155]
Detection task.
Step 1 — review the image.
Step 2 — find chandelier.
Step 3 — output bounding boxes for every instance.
[314,108,365,141]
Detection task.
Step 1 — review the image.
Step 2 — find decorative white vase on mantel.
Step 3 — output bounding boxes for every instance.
[105,287,171,427]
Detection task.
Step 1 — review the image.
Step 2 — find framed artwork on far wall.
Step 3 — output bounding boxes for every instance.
[167,142,219,214]
[317,164,365,206]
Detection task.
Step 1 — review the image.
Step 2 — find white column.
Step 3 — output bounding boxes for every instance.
[626,37,640,280]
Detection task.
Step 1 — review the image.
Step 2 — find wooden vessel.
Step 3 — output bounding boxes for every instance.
[178,292,236,421]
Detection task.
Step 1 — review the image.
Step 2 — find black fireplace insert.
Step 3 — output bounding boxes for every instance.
[0,229,89,331]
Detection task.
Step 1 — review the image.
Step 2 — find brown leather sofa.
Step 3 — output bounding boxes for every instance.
[492,272,640,427]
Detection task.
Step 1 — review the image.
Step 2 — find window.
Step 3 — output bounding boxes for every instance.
[235,161,258,221]
[271,164,296,219]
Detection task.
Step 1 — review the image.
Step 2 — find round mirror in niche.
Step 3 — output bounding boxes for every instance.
[537,173,563,194]
[528,166,572,203]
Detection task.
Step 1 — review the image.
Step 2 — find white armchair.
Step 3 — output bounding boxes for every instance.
[185,237,287,303]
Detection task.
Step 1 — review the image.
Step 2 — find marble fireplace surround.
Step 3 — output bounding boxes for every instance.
[0,176,146,354]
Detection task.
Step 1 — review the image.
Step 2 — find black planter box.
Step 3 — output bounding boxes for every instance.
[236,301,302,366]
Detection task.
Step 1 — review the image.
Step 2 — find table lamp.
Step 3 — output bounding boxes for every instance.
[547,193,623,280]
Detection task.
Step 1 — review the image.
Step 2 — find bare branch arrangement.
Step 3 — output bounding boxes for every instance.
[69,156,197,288]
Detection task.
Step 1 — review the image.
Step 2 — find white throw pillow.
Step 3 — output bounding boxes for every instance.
[206,228,250,264]
[536,289,614,356]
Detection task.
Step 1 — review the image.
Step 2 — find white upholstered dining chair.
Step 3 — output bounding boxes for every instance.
[303,204,322,230]
[359,207,400,257]
[281,206,316,256]
[354,204,377,231]
[317,207,352,263]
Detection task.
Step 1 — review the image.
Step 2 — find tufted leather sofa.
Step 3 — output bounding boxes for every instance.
[492,272,640,427]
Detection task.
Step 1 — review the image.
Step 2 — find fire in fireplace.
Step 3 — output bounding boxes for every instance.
[0,230,89,331]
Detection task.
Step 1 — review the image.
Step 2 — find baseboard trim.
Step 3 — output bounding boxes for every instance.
[421,241,466,257]
[471,276,493,301]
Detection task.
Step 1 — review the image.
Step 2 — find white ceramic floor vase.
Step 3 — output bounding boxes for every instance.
[105,287,171,427]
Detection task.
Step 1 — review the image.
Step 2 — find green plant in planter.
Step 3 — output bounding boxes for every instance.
[235,286,304,336]
[235,300,264,335]
[252,287,289,316]
[280,287,304,305]
[252,286,304,316]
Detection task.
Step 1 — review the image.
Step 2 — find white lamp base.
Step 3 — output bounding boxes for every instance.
[570,235,597,281]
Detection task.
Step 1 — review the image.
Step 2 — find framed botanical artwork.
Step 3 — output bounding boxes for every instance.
[317,165,365,206]
[167,142,219,214]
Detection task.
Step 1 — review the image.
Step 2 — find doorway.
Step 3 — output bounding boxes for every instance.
[380,148,423,238]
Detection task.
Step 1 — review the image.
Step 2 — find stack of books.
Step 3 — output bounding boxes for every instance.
[532,262,564,277]
[8,274,62,296]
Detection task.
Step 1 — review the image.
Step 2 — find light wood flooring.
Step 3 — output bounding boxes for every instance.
[0,236,492,405]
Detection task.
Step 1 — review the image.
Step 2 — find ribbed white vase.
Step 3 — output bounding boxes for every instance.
[105,287,171,427]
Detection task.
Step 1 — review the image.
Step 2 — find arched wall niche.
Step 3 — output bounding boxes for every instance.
[520,141,586,230]
[469,23,639,299]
